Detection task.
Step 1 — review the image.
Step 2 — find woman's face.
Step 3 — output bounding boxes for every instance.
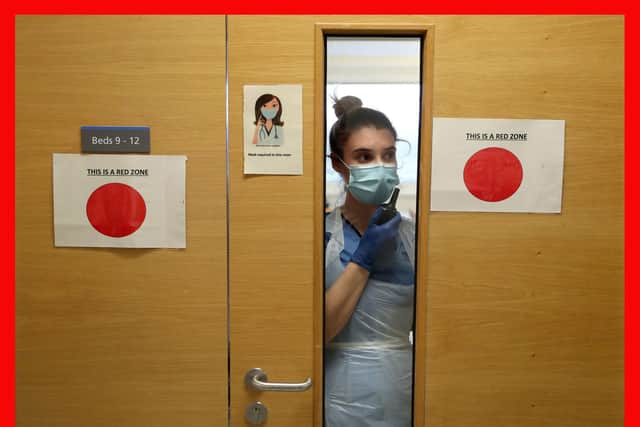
[335,126,396,180]
[262,98,279,109]
[260,98,280,118]
[344,127,396,164]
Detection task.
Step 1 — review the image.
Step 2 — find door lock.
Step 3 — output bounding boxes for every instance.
[245,401,268,425]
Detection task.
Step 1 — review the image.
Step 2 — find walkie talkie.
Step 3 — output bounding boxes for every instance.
[375,187,400,225]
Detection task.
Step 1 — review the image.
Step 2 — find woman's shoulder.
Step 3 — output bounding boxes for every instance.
[399,213,415,229]
[325,207,340,218]
[324,207,341,228]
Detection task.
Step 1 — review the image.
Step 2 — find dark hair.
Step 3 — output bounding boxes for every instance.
[254,94,284,126]
[329,95,397,158]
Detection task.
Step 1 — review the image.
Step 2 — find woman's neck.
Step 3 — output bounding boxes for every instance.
[341,192,377,235]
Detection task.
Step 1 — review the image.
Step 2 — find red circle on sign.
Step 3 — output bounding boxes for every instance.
[463,147,523,202]
[86,183,146,237]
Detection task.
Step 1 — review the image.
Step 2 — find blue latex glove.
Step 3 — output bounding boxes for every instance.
[350,207,401,272]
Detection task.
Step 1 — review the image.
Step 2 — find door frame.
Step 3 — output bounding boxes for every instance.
[313,22,435,426]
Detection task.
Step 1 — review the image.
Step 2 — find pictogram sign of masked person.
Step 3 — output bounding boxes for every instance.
[252,93,285,146]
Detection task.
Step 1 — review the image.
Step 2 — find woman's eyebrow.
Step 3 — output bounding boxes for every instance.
[351,148,373,154]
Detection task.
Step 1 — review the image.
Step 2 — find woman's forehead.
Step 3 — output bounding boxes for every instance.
[346,127,395,151]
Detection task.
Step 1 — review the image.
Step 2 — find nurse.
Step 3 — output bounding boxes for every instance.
[324,95,415,426]
[252,93,285,146]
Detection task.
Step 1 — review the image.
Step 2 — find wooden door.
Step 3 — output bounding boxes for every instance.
[226,15,434,426]
[16,16,228,427]
[227,16,319,426]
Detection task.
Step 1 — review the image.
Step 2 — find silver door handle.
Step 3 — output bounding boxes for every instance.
[245,368,312,392]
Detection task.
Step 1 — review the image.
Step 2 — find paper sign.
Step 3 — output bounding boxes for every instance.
[53,154,187,248]
[243,85,303,175]
[430,118,565,213]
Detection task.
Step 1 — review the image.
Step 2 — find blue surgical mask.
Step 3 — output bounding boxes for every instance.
[338,157,399,205]
[260,108,278,120]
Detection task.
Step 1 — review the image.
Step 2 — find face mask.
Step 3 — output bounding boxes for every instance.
[260,108,278,120]
[338,157,399,205]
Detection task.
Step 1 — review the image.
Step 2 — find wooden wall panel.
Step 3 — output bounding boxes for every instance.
[423,15,624,427]
[15,16,228,427]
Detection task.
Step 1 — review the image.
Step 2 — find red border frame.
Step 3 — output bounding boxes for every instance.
[624,9,636,427]
[3,3,636,427]
[3,6,15,427]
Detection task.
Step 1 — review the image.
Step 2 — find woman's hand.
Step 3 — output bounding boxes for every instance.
[350,208,401,271]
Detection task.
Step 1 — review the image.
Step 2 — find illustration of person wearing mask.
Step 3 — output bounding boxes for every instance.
[252,93,285,146]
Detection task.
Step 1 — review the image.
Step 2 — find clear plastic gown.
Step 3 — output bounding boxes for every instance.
[324,208,415,426]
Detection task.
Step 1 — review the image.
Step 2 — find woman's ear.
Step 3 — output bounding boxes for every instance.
[330,154,348,179]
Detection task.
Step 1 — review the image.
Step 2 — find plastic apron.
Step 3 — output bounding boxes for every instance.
[324,207,415,427]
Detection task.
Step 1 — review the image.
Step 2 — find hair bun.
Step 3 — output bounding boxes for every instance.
[332,95,363,119]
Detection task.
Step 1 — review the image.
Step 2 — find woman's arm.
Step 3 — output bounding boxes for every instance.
[252,118,264,145]
[324,262,370,344]
[323,209,401,344]
[252,125,260,145]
